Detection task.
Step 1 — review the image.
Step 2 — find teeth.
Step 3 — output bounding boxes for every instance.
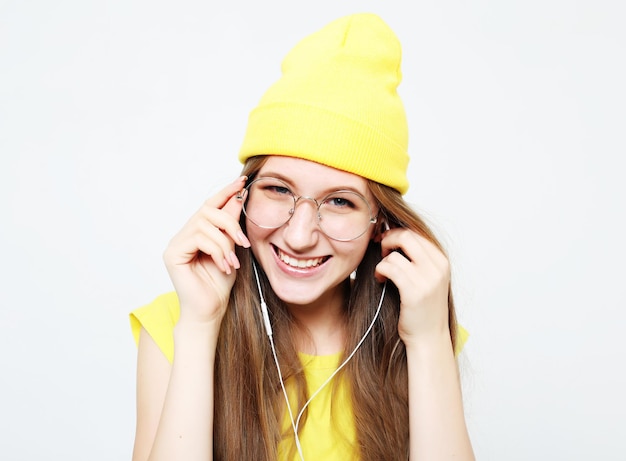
[278,250,324,268]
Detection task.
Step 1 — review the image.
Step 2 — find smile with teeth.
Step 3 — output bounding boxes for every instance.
[275,246,329,269]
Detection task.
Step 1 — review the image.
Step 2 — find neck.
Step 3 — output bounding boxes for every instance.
[286,281,348,355]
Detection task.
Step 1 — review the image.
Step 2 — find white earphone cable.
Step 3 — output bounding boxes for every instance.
[294,281,386,434]
[252,262,305,461]
[252,260,387,461]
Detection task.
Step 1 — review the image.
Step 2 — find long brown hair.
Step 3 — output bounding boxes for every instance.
[212,156,459,460]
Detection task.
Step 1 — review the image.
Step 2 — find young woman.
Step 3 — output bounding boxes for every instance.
[130,13,474,461]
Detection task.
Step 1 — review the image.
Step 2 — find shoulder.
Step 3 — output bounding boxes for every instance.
[129,292,180,363]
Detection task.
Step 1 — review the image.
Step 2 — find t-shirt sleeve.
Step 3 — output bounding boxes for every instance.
[129,292,181,364]
[129,292,470,360]
[455,324,470,357]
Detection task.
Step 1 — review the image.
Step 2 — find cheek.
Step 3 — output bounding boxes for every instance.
[244,222,267,261]
[245,222,291,275]
[244,219,270,244]
[338,239,371,268]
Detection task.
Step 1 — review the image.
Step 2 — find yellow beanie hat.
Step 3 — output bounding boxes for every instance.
[238,13,410,194]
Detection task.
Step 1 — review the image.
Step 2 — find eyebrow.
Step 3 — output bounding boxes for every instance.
[257,170,370,197]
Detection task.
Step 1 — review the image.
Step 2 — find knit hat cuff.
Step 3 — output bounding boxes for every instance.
[239,102,409,194]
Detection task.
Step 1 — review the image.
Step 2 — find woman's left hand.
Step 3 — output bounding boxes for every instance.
[375,228,451,348]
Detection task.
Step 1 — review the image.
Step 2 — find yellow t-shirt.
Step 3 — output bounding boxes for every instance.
[278,351,357,460]
[130,292,469,460]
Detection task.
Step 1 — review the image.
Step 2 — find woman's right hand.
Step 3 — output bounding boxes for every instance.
[163,176,251,325]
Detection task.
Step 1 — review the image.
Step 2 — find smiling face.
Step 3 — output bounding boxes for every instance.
[245,156,378,312]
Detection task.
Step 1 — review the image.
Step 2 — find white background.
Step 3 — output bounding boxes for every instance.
[1,1,624,459]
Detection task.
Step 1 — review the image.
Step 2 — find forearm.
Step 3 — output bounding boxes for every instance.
[148,319,220,461]
[406,333,474,461]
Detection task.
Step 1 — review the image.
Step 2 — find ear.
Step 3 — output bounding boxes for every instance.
[372,218,389,242]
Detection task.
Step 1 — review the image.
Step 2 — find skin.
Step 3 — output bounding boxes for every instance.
[245,157,376,354]
[376,229,474,459]
[132,156,474,461]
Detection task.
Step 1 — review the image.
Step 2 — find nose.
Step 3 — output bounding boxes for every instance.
[282,197,320,250]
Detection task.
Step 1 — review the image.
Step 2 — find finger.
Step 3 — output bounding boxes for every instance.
[204,176,248,210]
[376,229,451,294]
[221,189,251,248]
[200,202,251,248]
[197,238,232,274]
[222,187,246,218]
[194,217,241,268]
[166,214,238,273]
[380,229,447,270]
[166,229,229,274]
[375,250,413,284]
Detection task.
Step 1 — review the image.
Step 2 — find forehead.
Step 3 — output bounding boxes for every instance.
[258,156,371,195]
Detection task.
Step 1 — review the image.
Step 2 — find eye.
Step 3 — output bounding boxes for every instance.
[321,191,370,215]
[326,196,355,208]
[322,194,360,213]
[265,185,291,195]
[254,178,294,199]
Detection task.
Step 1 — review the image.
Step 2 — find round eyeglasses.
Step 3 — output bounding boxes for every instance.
[240,177,377,241]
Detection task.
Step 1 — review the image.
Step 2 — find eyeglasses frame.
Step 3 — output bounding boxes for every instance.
[238,176,378,242]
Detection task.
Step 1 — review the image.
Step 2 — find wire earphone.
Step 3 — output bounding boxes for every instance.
[252,260,387,461]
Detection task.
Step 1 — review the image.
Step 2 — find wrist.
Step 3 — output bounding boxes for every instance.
[402,330,454,358]
[176,297,228,328]
[174,315,222,350]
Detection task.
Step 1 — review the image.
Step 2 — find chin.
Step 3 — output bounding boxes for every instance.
[266,272,349,310]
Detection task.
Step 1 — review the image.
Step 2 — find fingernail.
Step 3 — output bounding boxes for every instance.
[237,231,251,248]
[234,175,247,184]
[223,258,232,275]
[230,251,240,269]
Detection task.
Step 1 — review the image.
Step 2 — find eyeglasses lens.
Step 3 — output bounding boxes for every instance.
[242,177,374,241]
